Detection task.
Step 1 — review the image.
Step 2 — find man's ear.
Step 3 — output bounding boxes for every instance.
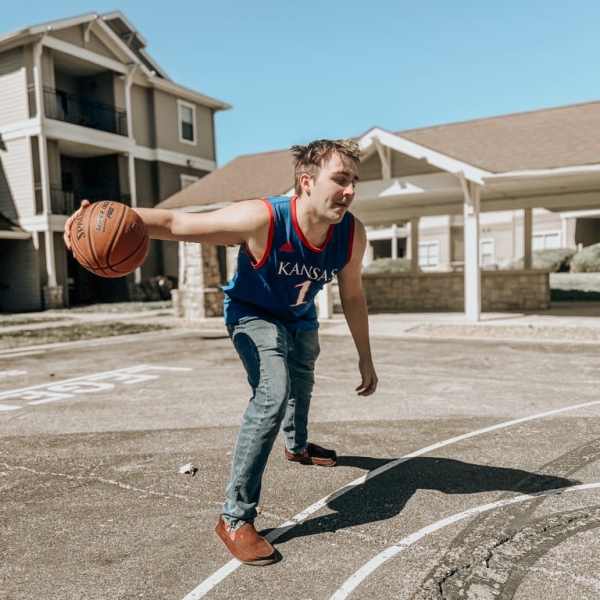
[299,172,312,196]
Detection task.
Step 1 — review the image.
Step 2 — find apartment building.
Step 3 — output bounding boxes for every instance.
[0,11,230,312]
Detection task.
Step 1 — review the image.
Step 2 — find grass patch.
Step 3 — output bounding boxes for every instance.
[0,322,171,350]
[0,317,69,328]
[52,301,173,314]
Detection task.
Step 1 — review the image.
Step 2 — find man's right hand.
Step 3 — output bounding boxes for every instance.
[63,199,91,251]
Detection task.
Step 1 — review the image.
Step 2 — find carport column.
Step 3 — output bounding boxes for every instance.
[409,218,420,272]
[461,177,481,322]
[391,224,398,259]
[523,208,533,270]
[316,285,333,320]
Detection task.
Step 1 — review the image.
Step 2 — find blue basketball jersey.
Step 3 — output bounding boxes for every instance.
[223,195,355,331]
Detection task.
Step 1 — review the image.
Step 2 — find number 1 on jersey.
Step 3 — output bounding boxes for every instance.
[291,280,311,307]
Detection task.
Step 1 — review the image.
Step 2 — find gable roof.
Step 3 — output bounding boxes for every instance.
[0,11,230,111]
[398,100,600,173]
[158,99,600,210]
[160,149,295,210]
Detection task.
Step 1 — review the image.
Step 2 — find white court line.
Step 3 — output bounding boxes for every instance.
[0,364,191,400]
[182,398,600,599]
[330,482,600,599]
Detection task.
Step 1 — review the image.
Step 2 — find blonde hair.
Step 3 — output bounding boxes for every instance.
[291,139,360,195]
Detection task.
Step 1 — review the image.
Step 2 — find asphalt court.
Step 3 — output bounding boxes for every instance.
[1,330,600,599]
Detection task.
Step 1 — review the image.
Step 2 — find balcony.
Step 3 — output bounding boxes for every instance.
[41,87,128,137]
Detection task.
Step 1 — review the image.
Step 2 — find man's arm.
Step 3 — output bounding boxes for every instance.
[64,199,270,251]
[337,218,378,396]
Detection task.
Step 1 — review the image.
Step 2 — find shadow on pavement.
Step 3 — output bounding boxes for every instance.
[271,456,579,544]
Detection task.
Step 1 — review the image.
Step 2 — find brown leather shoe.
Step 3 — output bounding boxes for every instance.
[215,517,279,566]
[285,442,337,467]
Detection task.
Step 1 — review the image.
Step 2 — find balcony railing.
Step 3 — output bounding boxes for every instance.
[34,186,130,215]
[42,87,128,136]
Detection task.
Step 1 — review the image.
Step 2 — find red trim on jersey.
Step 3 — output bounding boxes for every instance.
[245,197,274,270]
[346,214,356,264]
[291,195,334,253]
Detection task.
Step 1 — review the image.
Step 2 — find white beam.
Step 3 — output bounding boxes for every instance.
[460,176,481,322]
[42,35,128,74]
[391,224,398,259]
[374,139,391,179]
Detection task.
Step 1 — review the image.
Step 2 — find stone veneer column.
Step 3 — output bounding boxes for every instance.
[172,242,223,319]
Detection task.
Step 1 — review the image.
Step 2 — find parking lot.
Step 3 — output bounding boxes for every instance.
[2,320,600,599]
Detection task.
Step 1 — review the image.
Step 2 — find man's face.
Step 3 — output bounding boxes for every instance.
[307,153,359,223]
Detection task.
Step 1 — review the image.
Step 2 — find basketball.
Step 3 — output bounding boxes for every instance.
[69,201,149,278]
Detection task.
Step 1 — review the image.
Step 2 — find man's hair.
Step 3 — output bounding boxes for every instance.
[290,139,360,195]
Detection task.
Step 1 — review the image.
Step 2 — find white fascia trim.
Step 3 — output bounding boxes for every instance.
[151,76,232,111]
[180,174,200,189]
[0,119,40,140]
[134,145,216,171]
[139,49,171,80]
[42,34,128,75]
[44,118,134,153]
[484,163,600,183]
[101,11,149,47]
[177,99,197,146]
[359,127,490,184]
[0,230,31,239]
[560,208,600,218]
[94,19,153,78]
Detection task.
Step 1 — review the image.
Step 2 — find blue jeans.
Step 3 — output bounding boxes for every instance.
[223,316,320,528]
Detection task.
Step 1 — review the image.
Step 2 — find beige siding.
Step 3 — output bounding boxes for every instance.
[0,48,27,127]
[153,89,215,159]
[46,140,61,188]
[131,84,155,147]
[391,152,441,177]
[41,48,56,89]
[86,31,121,62]
[0,137,34,221]
[113,75,126,114]
[157,161,209,201]
[49,28,120,63]
[359,153,381,181]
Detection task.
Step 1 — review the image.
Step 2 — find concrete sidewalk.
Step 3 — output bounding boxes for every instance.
[1,301,599,346]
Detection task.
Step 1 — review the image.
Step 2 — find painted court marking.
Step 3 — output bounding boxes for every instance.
[182,398,600,599]
[329,482,600,599]
[0,364,192,411]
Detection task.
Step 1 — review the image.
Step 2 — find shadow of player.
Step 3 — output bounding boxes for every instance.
[272,455,579,544]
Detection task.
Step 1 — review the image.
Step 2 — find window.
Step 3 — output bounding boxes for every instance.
[480,238,495,266]
[178,100,197,145]
[180,174,200,190]
[418,241,439,268]
[532,231,560,250]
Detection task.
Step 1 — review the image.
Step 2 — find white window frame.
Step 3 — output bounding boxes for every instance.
[532,230,561,250]
[418,240,439,269]
[479,237,495,266]
[180,174,200,190]
[177,99,197,146]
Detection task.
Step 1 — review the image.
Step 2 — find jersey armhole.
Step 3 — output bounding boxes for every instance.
[245,197,275,269]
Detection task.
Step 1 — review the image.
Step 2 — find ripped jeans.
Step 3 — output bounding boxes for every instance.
[222,316,320,528]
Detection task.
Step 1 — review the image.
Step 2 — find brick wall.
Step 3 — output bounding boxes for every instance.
[358,270,550,312]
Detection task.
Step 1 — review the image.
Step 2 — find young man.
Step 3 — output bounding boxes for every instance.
[64,139,378,566]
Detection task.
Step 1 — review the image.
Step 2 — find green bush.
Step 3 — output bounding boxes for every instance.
[570,243,600,273]
[506,248,575,272]
[364,257,416,274]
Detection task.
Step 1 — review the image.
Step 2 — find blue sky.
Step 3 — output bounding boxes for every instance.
[4,1,600,165]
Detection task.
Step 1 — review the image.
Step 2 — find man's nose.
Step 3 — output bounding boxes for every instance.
[343,183,355,197]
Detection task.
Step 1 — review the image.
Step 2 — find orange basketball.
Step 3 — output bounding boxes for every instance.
[69,201,149,278]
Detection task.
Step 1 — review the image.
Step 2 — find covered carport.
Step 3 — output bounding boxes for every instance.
[347,126,600,321]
